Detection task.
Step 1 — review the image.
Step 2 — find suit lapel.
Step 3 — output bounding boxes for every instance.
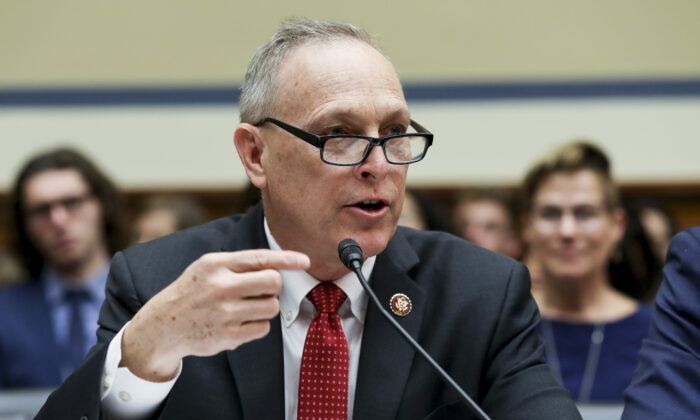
[226,319,286,419]
[222,204,286,419]
[220,203,267,255]
[353,230,425,420]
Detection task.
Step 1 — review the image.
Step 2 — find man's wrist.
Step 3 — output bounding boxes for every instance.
[102,323,182,418]
[120,320,181,382]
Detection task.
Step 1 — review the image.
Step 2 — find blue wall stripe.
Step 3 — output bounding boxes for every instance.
[2,79,700,107]
[403,79,700,101]
[0,87,239,107]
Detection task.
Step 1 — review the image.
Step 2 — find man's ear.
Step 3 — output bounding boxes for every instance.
[234,123,267,189]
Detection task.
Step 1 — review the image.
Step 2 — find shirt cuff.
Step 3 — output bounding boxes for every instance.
[101,321,182,419]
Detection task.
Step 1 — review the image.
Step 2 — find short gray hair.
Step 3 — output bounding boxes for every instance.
[239,17,380,124]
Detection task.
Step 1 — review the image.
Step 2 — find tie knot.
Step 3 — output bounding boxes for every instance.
[307,283,346,314]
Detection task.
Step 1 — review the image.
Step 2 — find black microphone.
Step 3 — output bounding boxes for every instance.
[337,238,491,420]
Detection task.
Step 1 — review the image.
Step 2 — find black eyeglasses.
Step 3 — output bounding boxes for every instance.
[255,117,433,166]
[24,194,93,221]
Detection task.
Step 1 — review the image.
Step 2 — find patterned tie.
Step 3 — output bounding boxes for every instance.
[298,283,349,420]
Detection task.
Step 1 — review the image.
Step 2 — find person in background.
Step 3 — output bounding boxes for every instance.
[635,201,675,300]
[521,141,652,402]
[131,195,207,244]
[453,189,522,259]
[638,202,675,264]
[398,189,456,233]
[0,148,125,388]
[608,201,665,302]
[622,227,700,419]
[0,252,25,287]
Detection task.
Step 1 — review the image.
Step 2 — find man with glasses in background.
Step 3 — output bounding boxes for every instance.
[39,18,579,419]
[0,148,125,388]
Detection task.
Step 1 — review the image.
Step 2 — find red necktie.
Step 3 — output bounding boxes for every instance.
[298,283,349,420]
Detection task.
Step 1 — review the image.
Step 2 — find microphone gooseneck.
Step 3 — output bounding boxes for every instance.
[337,238,491,420]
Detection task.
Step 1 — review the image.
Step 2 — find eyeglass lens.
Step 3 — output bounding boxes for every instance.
[323,135,426,164]
[25,195,91,220]
[533,204,607,232]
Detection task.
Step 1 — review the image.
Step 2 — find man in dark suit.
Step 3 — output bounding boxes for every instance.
[622,227,700,418]
[38,18,580,419]
[0,148,125,388]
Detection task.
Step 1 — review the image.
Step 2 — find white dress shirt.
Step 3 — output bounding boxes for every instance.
[101,218,374,420]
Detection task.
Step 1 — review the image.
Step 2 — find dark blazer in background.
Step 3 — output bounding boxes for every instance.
[622,227,700,419]
[0,282,65,388]
[37,204,580,419]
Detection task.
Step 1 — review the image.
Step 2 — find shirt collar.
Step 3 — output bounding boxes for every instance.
[264,218,375,328]
[43,264,110,304]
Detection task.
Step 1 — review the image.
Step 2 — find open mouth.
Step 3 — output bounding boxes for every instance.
[354,199,387,212]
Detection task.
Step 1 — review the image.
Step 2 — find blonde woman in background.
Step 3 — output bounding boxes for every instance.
[521,141,652,402]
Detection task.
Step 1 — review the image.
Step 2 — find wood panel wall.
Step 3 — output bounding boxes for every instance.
[1,184,700,254]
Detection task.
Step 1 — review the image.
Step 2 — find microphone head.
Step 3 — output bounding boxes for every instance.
[338,238,363,270]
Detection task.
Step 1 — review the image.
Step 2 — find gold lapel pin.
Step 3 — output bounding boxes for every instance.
[389,293,412,316]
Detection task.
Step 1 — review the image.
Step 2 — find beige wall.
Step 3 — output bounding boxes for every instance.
[2,0,699,86]
[3,98,699,191]
[2,1,700,191]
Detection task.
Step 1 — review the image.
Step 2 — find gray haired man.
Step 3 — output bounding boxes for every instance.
[38,18,579,420]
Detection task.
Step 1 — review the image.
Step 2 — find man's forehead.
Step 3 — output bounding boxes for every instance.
[464,200,507,215]
[282,40,397,81]
[534,193,606,208]
[272,39,406,123]
[24,169,89,201]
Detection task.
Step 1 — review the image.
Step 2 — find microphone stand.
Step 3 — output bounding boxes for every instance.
[339,239,491,420]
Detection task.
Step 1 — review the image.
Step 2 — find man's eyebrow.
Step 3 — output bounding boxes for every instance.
[536,204,562,210]
[308,108,411,131]
[381,108,412,125]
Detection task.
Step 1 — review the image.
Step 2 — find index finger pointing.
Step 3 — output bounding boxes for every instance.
[218,249,310,273]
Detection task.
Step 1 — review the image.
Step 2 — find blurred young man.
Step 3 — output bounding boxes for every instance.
[130,195,206,244]
[0,148,125,388]
[453,189,522,259]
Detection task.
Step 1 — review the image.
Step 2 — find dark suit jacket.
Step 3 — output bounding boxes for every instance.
[37,204,579,419]
[0,281,65,388]
[622,227,700,419]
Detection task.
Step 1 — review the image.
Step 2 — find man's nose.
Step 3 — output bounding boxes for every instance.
[558,213,578,237]
[47,204,71,226]
[356,144,390,180]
